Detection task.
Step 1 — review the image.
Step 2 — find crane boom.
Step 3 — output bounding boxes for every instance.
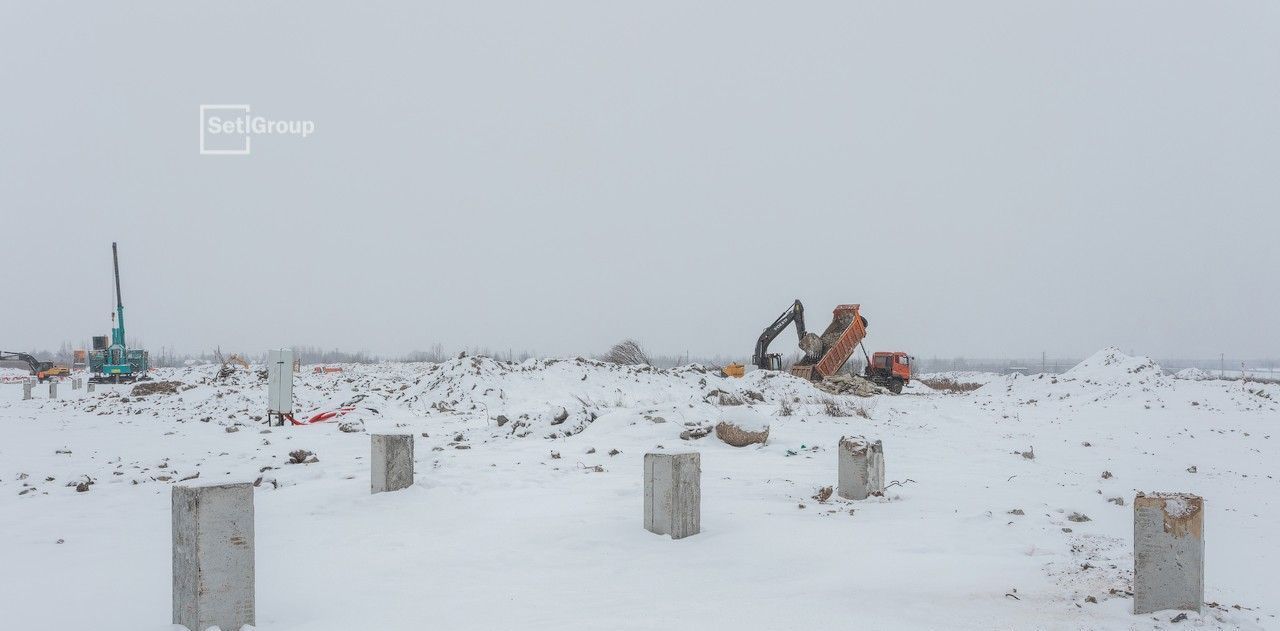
[111,241,125,347]
[89,241,149,383]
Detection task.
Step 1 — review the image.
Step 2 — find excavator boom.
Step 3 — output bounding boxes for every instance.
[752,300,806,370]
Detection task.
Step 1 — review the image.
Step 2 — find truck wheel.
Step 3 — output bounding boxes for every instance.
[888,378,904,394]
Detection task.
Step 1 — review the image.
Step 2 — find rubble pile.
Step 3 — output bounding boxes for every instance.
[813,373,883,397]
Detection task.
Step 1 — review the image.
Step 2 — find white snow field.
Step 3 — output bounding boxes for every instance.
[2,349,1277,630]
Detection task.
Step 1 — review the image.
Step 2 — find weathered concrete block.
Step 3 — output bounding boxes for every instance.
[644,452,700,539]
[837,436,885,500]
[1134,492,1204,615]
[172,483,255,631]
[87,382,95,393]
[48,381,57,399]
[371,434,414,494]
[23,381,32,400]
[72,378,81,390]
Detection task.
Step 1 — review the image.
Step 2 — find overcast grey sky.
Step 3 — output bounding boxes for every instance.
[2,2,1277,360]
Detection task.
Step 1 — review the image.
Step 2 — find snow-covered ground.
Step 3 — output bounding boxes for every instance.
[2,349,1277,630]
[915,370,1007,386]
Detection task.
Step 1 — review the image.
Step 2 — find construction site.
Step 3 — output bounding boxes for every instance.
[2,243,1277,630]
[4,2,1279,630]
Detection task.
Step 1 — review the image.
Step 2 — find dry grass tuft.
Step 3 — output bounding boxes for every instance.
[821,397,850,417]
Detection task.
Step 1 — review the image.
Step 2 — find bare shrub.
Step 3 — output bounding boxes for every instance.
[816,397,870,419]
[777,399,794,417]
[706,386,747,407]
[602,339,651,366]
[918,377,983,393]
[821,397,850,417]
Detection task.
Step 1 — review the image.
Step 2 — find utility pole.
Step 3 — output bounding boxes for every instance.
[1041,351,1046,374]
[1220,353,1225,378]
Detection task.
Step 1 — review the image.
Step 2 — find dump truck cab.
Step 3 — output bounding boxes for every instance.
[865,351,911,393]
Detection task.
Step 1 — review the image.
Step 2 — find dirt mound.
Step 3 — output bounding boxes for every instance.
[714,407,771,446]
[130,381,184,397]
[814,373,882,397]
[716,421,769,446]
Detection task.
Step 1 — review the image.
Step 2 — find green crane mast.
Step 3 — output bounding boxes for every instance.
[89,242,149,383]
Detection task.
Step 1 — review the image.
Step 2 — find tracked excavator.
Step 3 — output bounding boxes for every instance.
[752,300,815,371]
[751,300,911,394]
[0,351,70,382]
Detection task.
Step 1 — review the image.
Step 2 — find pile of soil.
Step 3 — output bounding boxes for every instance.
[129,381,184,397]
[813,374,882,397]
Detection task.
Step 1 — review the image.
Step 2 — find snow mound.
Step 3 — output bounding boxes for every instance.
[915,371,1003,386]
[1175,367,1213,380]
[976,348,1170,403]
[1062,347,1166,385]
[393,356,825,439]
[2,357,876,440]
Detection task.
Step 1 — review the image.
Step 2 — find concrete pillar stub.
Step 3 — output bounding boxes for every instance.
[1134,492,1204,615]
[23,381,32,400]
[838,435,885,500]
[644,451,701,539]
[371,434,415,494]
[172,482,255,631]
[48,381,57,399]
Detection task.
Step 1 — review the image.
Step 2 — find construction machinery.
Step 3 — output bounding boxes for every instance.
[864,351,912,394]
[786,303,869,382]
[752,299,815,371]
[752,300,911,393]
[0,351,70,382]
[89,242,149,383]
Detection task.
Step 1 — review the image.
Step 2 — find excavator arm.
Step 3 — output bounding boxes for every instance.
[752,300,807,370]
[0,351,52,373]
[0,350,68,381]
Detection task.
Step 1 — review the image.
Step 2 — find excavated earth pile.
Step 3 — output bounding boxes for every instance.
[813,373,884,397]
